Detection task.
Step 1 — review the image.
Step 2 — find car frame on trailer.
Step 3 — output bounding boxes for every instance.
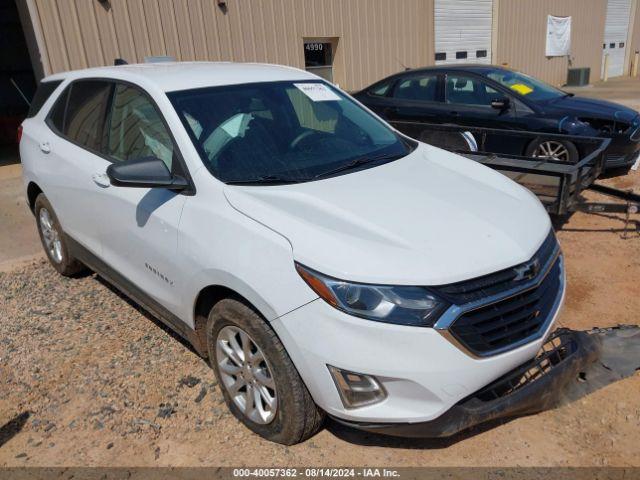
[408,122,640,223]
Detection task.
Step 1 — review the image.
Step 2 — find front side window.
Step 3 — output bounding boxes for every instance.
[392,74,440,102]
[169,81,414,184]
[445,75,499,106]
[47,80,111,151]
[106,84,174,169]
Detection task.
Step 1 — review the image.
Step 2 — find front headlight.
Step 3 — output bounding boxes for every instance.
[295,263,449,327]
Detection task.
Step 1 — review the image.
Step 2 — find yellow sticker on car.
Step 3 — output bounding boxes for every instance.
[510,83,534,95]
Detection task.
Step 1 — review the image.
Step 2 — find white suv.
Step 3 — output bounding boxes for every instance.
[19,62,565,444]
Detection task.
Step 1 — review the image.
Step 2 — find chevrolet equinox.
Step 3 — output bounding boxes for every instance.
[20,62,565,444]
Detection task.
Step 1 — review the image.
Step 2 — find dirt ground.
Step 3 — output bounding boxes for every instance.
[1,80,639,468]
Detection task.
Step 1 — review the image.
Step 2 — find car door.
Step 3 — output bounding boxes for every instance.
[444,73,529,154]
[94,82,190,317]
[381,73,451,142]
[40,80,113,256]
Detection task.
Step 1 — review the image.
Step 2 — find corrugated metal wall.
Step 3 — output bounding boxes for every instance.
[28,0,434,91]
[631,0,640,72]
[496,0,607,85]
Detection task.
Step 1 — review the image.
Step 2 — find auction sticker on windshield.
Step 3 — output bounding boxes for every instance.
[295,83,342,101]
[509,83,534,95]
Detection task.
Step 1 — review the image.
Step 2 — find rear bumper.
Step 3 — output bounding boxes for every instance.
[331,329,600,438]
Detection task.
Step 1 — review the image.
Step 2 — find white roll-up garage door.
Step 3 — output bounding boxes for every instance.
[602,0,632,78]
[434,0,493,65]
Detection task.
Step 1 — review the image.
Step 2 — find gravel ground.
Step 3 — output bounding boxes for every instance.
[1,168,639,467]
[1,151,639,467]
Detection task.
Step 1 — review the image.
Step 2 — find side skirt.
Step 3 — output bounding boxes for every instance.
[66,235,207,357]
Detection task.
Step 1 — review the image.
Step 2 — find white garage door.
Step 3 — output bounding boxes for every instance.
[434,0,493,65]
[602,0,632,78]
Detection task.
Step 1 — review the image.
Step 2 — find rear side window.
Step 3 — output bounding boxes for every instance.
[27,80,63,118]
[47,80,112,152]
[368,81,392,97]
[392,74,440,102]
[65,81,112,151]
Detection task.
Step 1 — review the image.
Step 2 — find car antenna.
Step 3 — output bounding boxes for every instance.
[114,58,128,66]
[396,57,411,71]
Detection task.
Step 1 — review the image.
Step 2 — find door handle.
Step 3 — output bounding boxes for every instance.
[449,111,460,117]
[39,142,51,154]
[92,173,111,188]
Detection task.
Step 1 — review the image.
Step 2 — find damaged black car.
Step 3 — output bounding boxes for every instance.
[354,65,640,170]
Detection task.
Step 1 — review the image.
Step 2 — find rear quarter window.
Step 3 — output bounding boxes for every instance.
[27,80,62,118]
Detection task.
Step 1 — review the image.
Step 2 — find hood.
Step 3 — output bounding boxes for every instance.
[545,95,639,123]
[224,144,551,286]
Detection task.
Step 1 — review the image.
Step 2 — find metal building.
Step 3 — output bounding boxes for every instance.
[8,0,640,92]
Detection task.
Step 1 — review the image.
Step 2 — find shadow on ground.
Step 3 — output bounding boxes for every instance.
[327,325,640,448]
[0,412,30,449]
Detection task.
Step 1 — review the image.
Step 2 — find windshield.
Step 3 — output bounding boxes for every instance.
[168,81,413,184]
[484,68,566,102]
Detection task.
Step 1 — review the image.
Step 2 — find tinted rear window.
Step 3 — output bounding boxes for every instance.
[27,80,62,118]
[47,80,112,151]
[64,81,112,151]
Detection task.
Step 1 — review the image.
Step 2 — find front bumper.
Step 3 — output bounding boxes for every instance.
[602,131,640,169]
[331,328,601,437]
[271,260,566,424]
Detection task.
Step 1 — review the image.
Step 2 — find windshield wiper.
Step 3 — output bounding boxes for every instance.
[225,174,311,185]
[312,153,401,180]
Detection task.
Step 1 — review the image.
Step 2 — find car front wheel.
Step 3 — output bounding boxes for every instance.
[526,139,579,163]
[206,298,324,444]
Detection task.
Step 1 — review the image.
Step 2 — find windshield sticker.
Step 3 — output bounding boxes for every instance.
[294,83,342,102]
[510,83,534,95]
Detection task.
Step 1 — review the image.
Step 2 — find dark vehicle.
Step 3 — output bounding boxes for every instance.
[354,65,640,169]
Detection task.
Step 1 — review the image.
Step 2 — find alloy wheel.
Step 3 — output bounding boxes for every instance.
[39,207,63,264]
[216,325,278,424]
[532,141,571,162]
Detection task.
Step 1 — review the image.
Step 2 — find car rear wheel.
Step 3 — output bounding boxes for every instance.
[34,193,85,276]
[526,139,579,163]
[206,298,325,444]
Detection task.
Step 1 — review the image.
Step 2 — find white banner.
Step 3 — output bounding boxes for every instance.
[546,15,571,57]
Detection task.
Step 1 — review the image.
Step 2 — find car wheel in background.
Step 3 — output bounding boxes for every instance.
[34,193,86,276]
[526,139,579,163]
[206,298,325,444]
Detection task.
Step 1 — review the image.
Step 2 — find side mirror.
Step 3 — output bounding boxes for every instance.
[106,156,189,190]
[491,97,510,110]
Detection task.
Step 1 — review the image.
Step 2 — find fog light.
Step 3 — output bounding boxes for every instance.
[328,365,387,409]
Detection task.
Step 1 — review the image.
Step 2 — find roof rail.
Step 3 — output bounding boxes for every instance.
[144,56,176,63]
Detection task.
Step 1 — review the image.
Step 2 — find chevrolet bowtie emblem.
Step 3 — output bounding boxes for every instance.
[513,259,540,282]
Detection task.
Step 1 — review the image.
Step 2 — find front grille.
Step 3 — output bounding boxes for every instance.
[433,231,558,305]
[448,256,562,356]
[474,328,576,401]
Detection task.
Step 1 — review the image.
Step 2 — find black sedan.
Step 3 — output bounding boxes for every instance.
[353,65,640,169]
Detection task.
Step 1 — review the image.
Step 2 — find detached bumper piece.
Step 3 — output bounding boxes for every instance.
[332,329,601,438]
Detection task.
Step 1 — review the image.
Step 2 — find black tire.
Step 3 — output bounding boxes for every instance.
[206,298,324,444]
[525,138,579,163]
[34,193,85,276]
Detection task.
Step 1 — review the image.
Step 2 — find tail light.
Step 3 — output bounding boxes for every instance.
[16,125,23,144]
